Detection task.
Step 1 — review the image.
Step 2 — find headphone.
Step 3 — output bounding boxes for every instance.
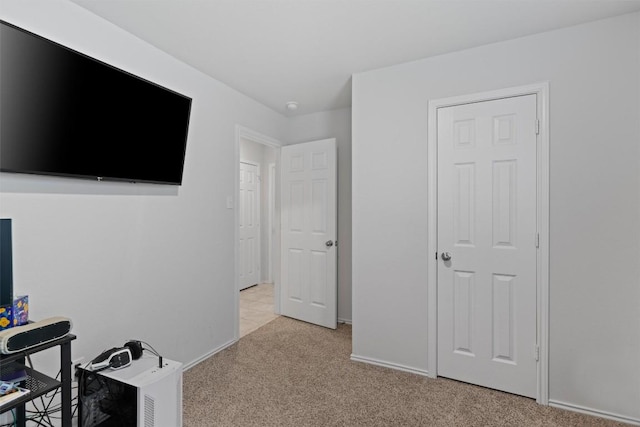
[126,339,164,368]
[124,340,143,360]
[88,339,162,372]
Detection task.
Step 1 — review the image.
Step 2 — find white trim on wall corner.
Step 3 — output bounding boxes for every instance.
[426,82,550,405]
[338,318,352,325]
[549,400,640,426]
[182,338,236,371]
[351,354,429,377]
[237,125,282,148]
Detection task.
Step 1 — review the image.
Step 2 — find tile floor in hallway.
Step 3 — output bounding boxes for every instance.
[239,283,279,337]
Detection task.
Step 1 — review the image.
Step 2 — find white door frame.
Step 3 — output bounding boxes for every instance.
[426,82,550,404]
[234,125,282,341]
[267,162,276,284]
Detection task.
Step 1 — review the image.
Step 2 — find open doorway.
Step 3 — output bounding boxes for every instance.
[235,126,281,338]
[234,127,339,338]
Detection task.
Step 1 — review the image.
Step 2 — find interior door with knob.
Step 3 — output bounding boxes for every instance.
[239,161,261,290]
[437,95,538,398]
[280,138,337,329]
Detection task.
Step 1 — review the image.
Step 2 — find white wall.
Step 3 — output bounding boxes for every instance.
[352,12,640,421]
[0,0,287,374]
[240,138,265,166]
[287,108,352,323]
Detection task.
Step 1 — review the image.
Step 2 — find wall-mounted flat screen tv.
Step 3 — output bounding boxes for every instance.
[0,20,192,185]
[0,219,13,307]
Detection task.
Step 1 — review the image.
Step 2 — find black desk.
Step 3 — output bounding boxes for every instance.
[0,334,76,426]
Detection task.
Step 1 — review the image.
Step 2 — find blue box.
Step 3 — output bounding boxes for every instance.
[0,305,12,330]
[12,296,28,327]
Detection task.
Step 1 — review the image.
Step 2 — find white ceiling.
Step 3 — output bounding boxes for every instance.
[71,0,640,116]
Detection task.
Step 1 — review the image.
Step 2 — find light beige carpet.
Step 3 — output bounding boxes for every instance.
[183,317,622,426]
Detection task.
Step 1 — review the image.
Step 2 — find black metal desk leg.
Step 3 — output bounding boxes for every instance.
[60,341,72,427]
[16,355,26,427]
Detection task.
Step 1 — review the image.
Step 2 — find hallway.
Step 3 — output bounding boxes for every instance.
[239,283,278,337]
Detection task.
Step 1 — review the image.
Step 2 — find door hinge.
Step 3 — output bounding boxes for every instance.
[535,233,540,248]
[535,119,540,135]
[535,345,540,361]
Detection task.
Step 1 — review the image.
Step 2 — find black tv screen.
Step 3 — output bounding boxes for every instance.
[0,20,192,185]
[0,219,13,307]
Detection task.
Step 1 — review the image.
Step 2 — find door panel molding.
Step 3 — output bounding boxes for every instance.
[280,138,337,329]
[427,82,549,404]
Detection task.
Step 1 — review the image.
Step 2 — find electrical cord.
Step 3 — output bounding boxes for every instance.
[0,355,82,427]
[0,347,90,427]
[137,340,161,357]
[1,339,165,427]
[24,353,55,426]
[135,339,163,367]
[78,363,103,426]
[73,339,165,425]
[0,409,16,427]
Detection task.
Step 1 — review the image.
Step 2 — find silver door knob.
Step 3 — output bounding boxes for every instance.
[441,252,452,261]
[325,240,334,247]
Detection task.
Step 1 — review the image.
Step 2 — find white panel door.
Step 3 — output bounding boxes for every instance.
[239,162,260,290]
[281,139,337,329]
[437,95,538,398]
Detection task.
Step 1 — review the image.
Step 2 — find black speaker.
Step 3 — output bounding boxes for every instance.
[124,340,143,360]
[0,316,72,354]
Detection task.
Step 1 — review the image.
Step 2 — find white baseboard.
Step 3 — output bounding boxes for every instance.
[182,338,236,371]
[350,354,429,377]
[549,399,640,426]
[338,318,352,325]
